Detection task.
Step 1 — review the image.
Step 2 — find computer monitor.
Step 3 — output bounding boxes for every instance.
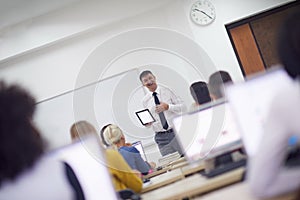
[47,135,118,200]
[132,141,148,162]
[225,67,292,158]
[172,100,242,163]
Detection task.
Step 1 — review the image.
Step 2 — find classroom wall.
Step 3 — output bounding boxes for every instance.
[0,0,293,162]
[0,0,293,101]
[188,0,294,79]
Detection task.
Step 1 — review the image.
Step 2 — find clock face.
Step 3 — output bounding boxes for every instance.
[190,0,216,26]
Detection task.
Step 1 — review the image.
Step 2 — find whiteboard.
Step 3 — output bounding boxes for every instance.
[34,68,194,151]
[34,69,154,150]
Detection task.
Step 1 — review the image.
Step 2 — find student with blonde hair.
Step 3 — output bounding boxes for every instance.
[102,124,156,175]
[70,121,143,193]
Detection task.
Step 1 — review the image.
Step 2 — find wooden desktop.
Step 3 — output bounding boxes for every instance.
[198,181,298,200]
[141,168,184,193]
[141,167,245,200]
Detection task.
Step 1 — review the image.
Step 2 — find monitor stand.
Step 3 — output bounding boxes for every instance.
[200,151,247,178]
[285,145,300,167]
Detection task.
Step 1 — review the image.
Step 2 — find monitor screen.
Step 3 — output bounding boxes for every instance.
[47,135,117,200]
[172,101,242,162]
[132,141,148,162]
[225,68,292,157]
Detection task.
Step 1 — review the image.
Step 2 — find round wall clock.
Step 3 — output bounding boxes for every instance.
[190,0,216,26]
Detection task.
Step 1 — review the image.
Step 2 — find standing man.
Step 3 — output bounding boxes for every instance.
[139,70,186,156]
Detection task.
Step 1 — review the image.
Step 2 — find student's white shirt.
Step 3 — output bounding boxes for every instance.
[142,85,186,132]
[0,156,74,200]
[248,80,300,198]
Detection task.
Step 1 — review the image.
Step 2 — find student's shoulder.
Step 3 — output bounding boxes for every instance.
[120,146,139,153]
[106,149,123,158]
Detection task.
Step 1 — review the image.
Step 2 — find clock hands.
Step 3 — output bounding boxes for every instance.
[192,8,213,19]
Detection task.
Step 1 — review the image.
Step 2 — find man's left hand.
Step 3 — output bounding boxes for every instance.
[155,102,169,113]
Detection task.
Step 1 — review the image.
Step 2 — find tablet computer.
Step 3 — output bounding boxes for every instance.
[135,109,155,125]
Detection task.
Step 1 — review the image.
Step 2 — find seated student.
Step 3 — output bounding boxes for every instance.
[208,70,233,100]
[189,81,212,111]
[70,121,143,194]
[248,11,300,198]
[102,124,156,175]
[100,124,133,149]
[0,81,79,200]
[208,71,246,167]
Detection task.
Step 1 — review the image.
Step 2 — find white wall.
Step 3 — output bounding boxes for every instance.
[0,0,293,100]
[186,0,294,81]
[0,0,294,162]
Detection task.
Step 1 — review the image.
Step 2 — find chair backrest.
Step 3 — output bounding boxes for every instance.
[225,68,292,157]
[47,135,118,200]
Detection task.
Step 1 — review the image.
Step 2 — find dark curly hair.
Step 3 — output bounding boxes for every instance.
[0,81,44,186]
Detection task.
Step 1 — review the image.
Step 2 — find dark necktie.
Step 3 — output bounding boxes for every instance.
[153,92,169,130]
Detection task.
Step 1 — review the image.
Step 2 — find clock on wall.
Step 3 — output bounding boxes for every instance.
[190,0,216,26]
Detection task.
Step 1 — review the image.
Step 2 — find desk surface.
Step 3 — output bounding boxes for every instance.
[143,166,170,179]
[143,157,188,179]
[181,160,204,176]
[141,168,184,193]
[170,160,189,170]
[141,167,245,200]
[168,157,187,166]
[197,181,297,200]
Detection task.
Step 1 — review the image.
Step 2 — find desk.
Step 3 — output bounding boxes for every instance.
[168,157,187,166]
[181,161,205,176]
[197,182,297,200]
[141,168,184,193]
[143,158,188,179]
[141,167,245,200]
[170,160,189,170]
[143,166,171,179]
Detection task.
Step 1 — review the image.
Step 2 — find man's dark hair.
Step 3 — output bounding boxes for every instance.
[0,81,44,186]
[208,70,232,99]
[139,70,154,82]
[277,10,300,79]
[190,81,212,105]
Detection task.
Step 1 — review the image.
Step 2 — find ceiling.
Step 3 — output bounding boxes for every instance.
[0,0,80,30]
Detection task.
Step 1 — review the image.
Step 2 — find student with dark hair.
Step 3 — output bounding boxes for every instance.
[248,10,300,198]
[0,81,77,200]
[189,81,212,111]
[208,70,233,100]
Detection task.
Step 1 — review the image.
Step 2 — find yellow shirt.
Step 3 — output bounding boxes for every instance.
[105,149,143,193]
